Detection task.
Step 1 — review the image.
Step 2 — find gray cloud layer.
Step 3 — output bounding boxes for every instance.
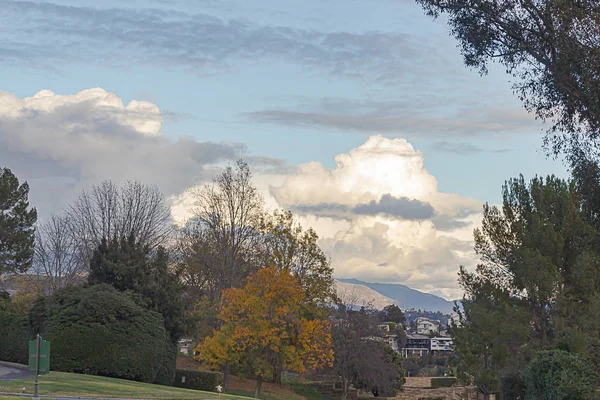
[1,1,448,83]
[432,141,512,155]
[354,194,434,219]
[291,194,435,220]
[245,97,540,137]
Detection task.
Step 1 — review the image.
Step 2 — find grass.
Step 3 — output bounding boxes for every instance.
[285,383,336,400]
[226,389,279,400]
[0,371,251,399]
[280,376,335,400]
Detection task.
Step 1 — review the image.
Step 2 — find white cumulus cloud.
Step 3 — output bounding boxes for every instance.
[268,135,482,299]
[0,87,277,218]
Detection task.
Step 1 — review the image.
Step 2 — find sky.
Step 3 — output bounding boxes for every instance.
[0,0,569,299]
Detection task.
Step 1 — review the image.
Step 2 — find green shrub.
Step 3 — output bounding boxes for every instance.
[501,371,525,400]
[0,311,31,364]
[430,377,456,388]
[29,284,176,385]
[524,349,597,400]
[173,369,223,392]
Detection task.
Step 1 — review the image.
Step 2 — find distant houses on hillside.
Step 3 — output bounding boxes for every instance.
[402,334,453,357]
[415,317,440,335]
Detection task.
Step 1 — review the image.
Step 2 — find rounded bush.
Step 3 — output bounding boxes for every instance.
[524,349,597,400]
[29,284,176,385]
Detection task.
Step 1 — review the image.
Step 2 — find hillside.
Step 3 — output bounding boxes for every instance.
[336,278,456,314]
[335,280,398,309]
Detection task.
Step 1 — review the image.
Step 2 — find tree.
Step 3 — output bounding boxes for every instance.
[10,274,47,315]
[451,173,600,398]
[68,180,173,267]
[332,303,404,400]
[188,160,265,303]
[33,214,85,293]
[379,304,406,324]
[195,266,334,398]
[354,342,405,397]
[262,209,337,308]
[450,274,531,399]
[89,234,185,344]
[0,167,37,275]
[416,0,600,157]
[524,350,597,400]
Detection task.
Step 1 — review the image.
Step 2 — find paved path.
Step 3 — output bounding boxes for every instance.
[0,362,33,382]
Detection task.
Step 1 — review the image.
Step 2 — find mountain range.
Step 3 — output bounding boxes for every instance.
[335,278,456,314]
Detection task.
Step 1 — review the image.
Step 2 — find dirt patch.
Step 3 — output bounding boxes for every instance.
[175,358,306,400]
[176,356,203,370]
[228,375,306,400]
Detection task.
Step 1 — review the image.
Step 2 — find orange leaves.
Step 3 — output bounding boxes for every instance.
[195,266,334,378]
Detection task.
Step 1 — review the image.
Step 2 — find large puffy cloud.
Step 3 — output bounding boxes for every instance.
[269,135,482,299]
[0,88,281,218]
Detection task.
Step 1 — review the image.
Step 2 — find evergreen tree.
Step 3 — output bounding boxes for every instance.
[89,234,185,344]
[0,167,37,275]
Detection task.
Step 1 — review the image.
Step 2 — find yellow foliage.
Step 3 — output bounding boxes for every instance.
[195,266,334,379]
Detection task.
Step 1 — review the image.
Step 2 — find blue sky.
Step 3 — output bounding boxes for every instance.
[0,0,569,297]
[1,0,567,202]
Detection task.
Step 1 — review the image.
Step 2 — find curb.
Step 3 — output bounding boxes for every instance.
[0,362,28,370]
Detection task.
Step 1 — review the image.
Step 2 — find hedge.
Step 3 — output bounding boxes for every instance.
[29,284,176,385]
[173,369,224,392]
[0,312,30,364]
[430,377,457,388]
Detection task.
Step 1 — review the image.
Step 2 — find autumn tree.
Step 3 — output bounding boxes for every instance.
[416,0,600,157]
[8,274,47,315]
[176,160,265,378]
[196,266,334,397]
[262,209,336,308]
[0,167,37,275]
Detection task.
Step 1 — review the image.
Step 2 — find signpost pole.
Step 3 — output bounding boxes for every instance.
[33,334,40,400]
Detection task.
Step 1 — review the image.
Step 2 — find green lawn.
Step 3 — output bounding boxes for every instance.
[285,384,335,400]
[0,372,251,399]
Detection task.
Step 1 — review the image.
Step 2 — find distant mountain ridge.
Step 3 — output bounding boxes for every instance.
[335,280,399,310]
[336,278,456,314]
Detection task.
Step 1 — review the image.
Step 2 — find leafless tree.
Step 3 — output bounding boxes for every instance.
[33,214,85,293]
[188,159,265,302]
[68,180,174,264]
[178,159,264,389]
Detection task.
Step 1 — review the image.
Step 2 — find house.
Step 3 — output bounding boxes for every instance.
[178,338,193,355]
[382,334,400,352]
[402,334,430,357]
[416,317,440,335]
[449,313,461,327]
[430,336,453,353]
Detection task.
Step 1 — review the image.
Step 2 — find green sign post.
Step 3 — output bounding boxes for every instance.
[28,334,50,399]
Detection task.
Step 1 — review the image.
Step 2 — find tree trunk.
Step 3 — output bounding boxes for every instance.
[254,375,263,399]
[341,376,350,400]
[223,363,230,389]
[273,368,282,385]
